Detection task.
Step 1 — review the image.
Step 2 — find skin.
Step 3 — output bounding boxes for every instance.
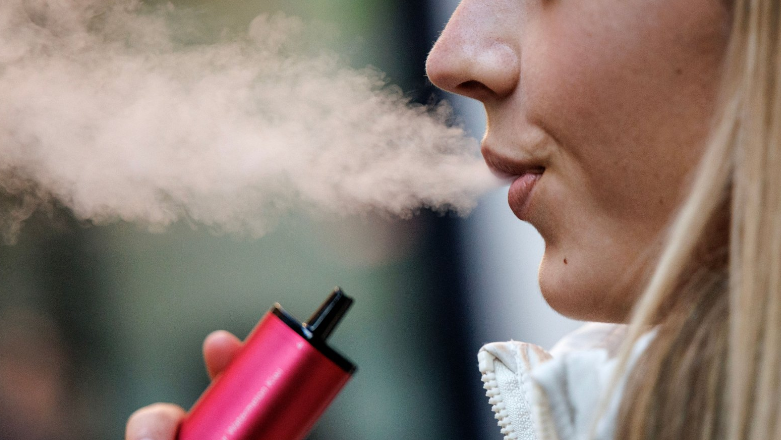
[426,0,730,322]
[127,1,732,437]
[125,331,241,440]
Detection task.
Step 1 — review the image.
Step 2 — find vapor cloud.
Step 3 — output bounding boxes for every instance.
[0,0,497,240]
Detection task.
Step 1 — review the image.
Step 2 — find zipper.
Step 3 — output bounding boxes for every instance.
[481,368,519,440]
[479,341,554,440]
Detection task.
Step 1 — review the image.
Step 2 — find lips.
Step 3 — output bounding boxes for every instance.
[481,146,545,221]
[508,172,542,220]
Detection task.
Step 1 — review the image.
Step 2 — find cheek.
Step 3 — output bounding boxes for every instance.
[525,1,726,221]
[519,1,728,320]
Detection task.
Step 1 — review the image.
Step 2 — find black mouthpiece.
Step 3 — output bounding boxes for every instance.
[305,288,353,340]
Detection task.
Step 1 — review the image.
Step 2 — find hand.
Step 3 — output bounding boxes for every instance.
[125,330,242,440]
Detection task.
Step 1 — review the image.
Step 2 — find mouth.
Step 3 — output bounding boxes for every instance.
[481,147,545,221]
[508,172,542,221]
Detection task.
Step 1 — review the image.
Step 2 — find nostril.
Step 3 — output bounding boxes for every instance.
[457,80,482,91]
[456,80,492,99]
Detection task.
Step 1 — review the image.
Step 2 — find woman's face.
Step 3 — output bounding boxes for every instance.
[427,0,731,322]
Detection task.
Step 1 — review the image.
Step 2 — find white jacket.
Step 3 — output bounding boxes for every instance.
[477,323,654,440]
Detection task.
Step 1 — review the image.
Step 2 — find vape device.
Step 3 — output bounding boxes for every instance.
[177,288,356,440]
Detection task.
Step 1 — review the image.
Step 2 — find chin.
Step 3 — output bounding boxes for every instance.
[538,253,633,323]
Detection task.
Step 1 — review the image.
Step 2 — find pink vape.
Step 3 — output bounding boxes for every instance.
[177,288,356,440]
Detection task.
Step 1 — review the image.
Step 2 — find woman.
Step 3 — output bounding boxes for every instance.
[127,0,780,439]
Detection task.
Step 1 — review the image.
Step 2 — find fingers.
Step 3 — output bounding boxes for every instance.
[125,332,241,440]
[125,331,241,440]
[203,330,242,380]
[125,403,185,440]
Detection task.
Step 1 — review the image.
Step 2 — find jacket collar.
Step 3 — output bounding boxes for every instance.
[477,324,652,440]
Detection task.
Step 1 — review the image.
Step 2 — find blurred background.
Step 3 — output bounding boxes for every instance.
[0,0,579,439]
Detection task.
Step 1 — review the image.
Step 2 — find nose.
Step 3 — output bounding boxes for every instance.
[426,1,520,101]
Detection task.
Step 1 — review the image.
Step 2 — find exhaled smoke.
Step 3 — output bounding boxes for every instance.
[0,0,497,241]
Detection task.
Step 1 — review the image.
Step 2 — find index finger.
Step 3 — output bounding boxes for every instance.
[203,330,243,380]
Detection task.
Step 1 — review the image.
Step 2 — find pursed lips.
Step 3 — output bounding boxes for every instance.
[481,145,545,220]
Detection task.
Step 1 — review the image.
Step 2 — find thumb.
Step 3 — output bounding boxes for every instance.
[125,403,185,440]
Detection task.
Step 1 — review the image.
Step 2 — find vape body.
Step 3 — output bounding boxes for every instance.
[177,290,356,440]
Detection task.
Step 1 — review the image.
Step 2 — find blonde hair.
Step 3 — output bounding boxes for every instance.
[616,1,781,439]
